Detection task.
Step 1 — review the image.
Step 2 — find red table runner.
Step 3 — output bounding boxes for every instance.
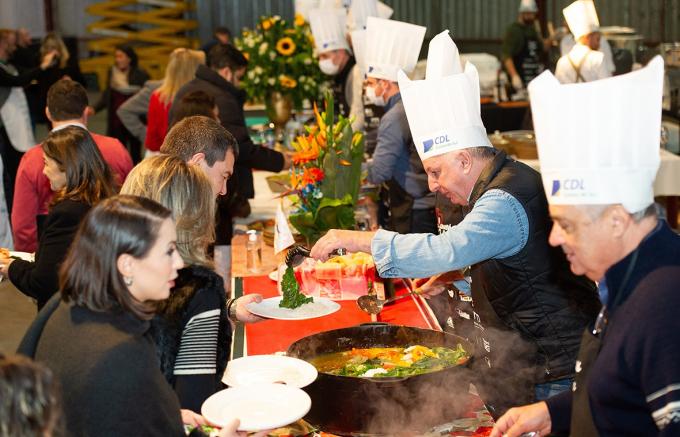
[232,275,438,357]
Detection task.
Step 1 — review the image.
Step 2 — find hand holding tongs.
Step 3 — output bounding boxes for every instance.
[285,244,347,268]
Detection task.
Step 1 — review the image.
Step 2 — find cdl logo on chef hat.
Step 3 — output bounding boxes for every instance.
[422,134,457,153]
[551,179,586,197]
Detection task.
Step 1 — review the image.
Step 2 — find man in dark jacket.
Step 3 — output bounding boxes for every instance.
[491,57,680,437]
[309,31,599,418]
[169,44,290,290]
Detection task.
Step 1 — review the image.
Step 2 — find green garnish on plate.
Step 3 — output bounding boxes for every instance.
[279,266,313,309]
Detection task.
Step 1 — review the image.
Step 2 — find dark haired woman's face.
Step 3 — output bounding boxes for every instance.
[42,155,66,192]
[114,50,131,71]
[123,218,183,302]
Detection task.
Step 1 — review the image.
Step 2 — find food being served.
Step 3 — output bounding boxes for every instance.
[310,344,469,378]
[295,251,376,300]
[280,265,314,309]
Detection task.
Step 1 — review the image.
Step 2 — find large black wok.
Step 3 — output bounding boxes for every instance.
[287,323,475,435]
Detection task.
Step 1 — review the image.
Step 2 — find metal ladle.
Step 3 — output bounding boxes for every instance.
[357,290,421,315]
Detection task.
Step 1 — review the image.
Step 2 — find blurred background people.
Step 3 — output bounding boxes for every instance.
[555,0,611,84]
[12,79,132,253]
[94,45,149,163]
[0,126,114,309]
[501,0,550,92]
[168,90,219,128]
[201,26,232,54]
[144,48,205,156]
[0,28,58,216]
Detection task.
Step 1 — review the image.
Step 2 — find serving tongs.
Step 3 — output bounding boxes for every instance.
[285,244,347,268]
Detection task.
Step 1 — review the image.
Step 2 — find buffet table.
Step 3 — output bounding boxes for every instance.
[229,237,495,436]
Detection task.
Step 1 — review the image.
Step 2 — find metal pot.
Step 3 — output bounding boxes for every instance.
[287,323,474,436]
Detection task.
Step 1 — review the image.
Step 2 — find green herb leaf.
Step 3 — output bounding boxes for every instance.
[279,266,314,309]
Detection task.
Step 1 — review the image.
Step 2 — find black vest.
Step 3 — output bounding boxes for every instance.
[466,152,600,415]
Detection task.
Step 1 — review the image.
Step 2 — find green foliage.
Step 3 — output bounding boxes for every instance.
[279,266,314,309]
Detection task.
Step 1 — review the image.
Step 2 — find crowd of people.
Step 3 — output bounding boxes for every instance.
[0,0,679,436]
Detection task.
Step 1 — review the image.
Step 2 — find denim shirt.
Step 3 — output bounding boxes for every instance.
[372,189,529,278]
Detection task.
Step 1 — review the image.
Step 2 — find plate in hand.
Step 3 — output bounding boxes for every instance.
[222,355,317,388]
[246,296,340,320]
[201,384,311,431]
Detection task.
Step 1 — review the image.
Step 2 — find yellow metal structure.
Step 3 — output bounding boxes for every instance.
[80,0,199,90]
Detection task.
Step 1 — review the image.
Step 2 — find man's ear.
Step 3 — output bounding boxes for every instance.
[187,152,206,166]
[458,150,473,174]
[45,107,53,122]
[608,205,632,239]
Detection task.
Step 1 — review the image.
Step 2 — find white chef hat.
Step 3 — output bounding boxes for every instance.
[398,30,492,161]
[347,0,378,31]
[519,0,538,13]
[528,56,664,213]
[350,29,368,77]
[365,16,426,82]
[377,1,394,19]
[563,0,600,41]
[309,8,350,54]
[295,0,318,21]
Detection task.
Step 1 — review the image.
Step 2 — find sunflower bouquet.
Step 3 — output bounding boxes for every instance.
[235,15,327,109]
[287,91,365,243]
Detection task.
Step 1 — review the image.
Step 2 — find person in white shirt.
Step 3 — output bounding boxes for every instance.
[554,0,611,84]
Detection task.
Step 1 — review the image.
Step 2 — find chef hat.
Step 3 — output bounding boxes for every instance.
[295,0,318,21]
[350,29,368,77]
[365,16,426,82]
[398,30,492,161]
[519,0,538,13]
[309,8,350,54]
[377,1,394,19]
[563,0,600,41]
[347,0,378,31]
[528,56,664,213]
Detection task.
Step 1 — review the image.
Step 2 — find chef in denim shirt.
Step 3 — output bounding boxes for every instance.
[362,17,435,234]
[311,30,599,418]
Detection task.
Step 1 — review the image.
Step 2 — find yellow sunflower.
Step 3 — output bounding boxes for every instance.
[294,14,306,27]
[279,75,297,88]
[261,18,273,30]
[276,37,296,56]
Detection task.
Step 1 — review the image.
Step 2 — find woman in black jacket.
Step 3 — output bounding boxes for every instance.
[94,45,149,163]
[0,126,114,308]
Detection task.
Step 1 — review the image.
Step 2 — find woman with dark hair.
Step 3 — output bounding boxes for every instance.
[94,45,150,163]
[121,155,263,411]
[0,126,114,309]
[18,195,255,437]
[0,353,64,436]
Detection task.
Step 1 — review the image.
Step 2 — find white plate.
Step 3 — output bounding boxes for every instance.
[201,384,311,431]
[222,355,317,388]
[268,269,278,282]
[246,296,340,320]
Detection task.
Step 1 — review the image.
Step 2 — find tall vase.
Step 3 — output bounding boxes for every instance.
[265,91,293,143]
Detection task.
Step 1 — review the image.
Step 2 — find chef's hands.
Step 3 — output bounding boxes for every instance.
[411,270,463,298]
[490,401,551,437]
[234,294,265,323]
[511,74,524,91]
[310,229,376,261]
[217,419,271,437]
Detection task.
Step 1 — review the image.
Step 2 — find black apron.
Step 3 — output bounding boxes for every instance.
[569,249,640,435]
[514,31,542,86]
[467,277,538,418]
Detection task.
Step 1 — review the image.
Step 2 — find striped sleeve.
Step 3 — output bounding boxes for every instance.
[173,308,220,375]
[647,384,680,431]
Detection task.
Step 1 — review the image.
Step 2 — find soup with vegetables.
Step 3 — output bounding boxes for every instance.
[310,344,469,378]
